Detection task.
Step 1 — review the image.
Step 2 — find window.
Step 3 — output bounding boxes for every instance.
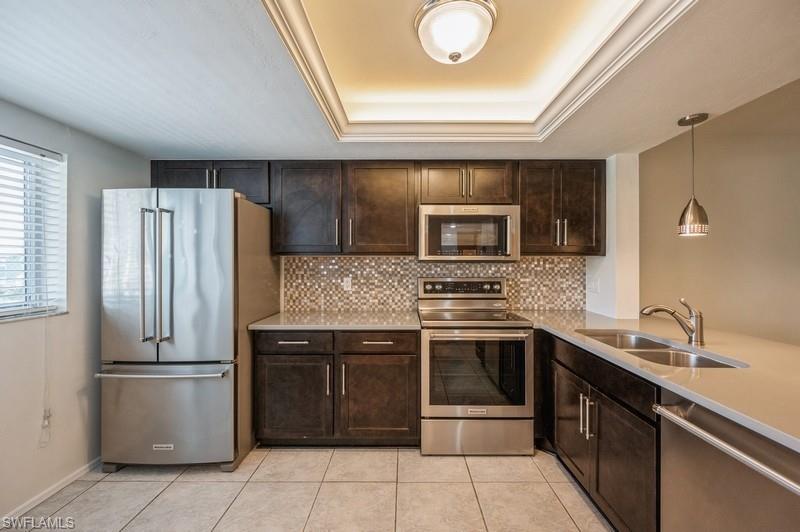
[0,136,67,320]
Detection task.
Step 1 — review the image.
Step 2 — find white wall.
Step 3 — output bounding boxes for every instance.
[586,154,640,318]
[0,100,148,516]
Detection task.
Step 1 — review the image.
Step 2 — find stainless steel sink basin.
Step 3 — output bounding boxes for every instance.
[575,329,670,350]
[624,349,737,369]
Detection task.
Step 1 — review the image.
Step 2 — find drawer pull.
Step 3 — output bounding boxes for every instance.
[277,340,310,345]
[362,340,394,345]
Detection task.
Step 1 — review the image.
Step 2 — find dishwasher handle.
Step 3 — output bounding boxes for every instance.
[654,404,800,496]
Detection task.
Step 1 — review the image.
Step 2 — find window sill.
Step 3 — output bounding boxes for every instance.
[0,310,69,325]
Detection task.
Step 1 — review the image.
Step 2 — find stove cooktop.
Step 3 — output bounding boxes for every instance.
[418,310,531,329]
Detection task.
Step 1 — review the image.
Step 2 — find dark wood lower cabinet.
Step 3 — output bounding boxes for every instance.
[254,354,333,440]
[336,354,418,441]
[552,346,658,532]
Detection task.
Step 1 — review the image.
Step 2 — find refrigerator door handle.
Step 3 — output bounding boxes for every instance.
[139,208,155,342]
[95,370,228,380]
[156,208,174,343]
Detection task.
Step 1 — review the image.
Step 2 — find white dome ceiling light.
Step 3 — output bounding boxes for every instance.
[414,0,497,65]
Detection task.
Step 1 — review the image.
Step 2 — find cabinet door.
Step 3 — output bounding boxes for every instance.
[336,354,419,441]
[553,362,592,487]
[560,161,605,255]
[343,161,416,254]
[420,161,467,204]
[520,161,560,253]
[467,161,515,204]
[151,160,213,188]
[213,160,269,204]
[270,161,341,253]
[589,388,657,532]
[255,355,333,440]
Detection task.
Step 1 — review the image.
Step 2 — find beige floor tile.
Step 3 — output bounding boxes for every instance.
[324,449,397,482]
[396,482,485,532]
[466,456,545,482]
[475,482,578,532]
[251,449,332,482]
[23,480,96,519]
[398,449,471,482]
[214,482,319,532]
[52,481,167,532]
[177,449,268,482]
[532,452,572,483]
[103,465,186,482]
[123,481,242,532]
[305,482,395,532]
[79,465,109,482]
[551,482,613,532]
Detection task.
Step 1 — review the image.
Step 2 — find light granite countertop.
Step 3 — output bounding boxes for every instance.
[516,310,800,454]
[248,311,421,331]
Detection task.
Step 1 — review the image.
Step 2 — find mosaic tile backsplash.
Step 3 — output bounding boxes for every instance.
[283,256,586,311]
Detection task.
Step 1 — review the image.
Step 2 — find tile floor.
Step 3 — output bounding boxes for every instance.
[11,448,612,532]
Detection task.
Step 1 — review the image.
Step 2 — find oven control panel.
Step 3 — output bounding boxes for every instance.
[419,278,505,297]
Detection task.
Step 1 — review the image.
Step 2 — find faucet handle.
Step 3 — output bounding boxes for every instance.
[679,298,701,316]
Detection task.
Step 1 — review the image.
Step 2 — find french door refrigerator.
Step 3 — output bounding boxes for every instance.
[99,188,279,471]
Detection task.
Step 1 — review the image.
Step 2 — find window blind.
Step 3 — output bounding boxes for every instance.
[0,136,67,319]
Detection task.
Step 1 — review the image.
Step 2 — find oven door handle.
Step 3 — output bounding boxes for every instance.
[429,333,529,340]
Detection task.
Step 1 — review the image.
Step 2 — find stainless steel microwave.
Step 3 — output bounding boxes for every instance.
[419,205,520,261]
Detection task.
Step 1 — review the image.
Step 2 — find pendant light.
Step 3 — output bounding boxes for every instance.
[677,113,710,236]
[415,0,497,64]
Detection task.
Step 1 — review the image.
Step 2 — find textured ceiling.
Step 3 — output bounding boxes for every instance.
[0,0,798,159]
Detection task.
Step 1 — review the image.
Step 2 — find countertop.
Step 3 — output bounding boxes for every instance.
[516,310,800,454]
[248,311,421,331]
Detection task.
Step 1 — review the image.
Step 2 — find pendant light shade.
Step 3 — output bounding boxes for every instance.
[676,113,710,236]
[415,0,497,64]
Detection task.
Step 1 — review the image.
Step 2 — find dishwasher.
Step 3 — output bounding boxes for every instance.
[656,390,800,532]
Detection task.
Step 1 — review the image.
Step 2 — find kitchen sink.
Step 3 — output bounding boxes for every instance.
[575,329,670,350]
[624,349,737,368]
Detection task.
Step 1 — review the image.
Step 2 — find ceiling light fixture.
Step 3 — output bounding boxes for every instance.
[677,113,710,237]
[415,0,497,65]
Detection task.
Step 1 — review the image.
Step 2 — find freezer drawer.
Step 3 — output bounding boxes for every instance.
[98,363,234,465]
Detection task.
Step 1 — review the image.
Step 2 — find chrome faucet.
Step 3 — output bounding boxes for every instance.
[640,298,705,346]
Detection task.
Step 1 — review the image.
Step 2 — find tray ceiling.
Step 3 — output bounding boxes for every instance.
[264,0,696,141]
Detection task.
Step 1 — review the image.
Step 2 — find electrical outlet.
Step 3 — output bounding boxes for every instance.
[342,276,352,291]
[587,277,600,294]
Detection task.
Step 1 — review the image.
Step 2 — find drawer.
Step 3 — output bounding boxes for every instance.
[335,331,418,354]
[255,331,333,354]
[553,336,657,421]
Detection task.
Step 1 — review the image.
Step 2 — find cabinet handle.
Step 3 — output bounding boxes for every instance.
[277,340,309,345]
[578,392,585,434]
[460,170,465,197]
[335,218,339,246]
[326,363,331,396]
[341,363,346,396]
[205,169,210,188]
[555,219,561,246]
[349,218,353,246]
[585,396,594,440]
[468,170,474,197]
[212,169,218,188]
[362,340,394,345]
[564,219,568,246]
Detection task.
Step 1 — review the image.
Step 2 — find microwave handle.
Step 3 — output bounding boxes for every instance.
[505,215,513,256]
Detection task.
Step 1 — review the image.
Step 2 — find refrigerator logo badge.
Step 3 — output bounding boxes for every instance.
[152,444,174,451]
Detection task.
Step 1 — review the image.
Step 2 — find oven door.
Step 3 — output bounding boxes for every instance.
[422,329,533,418]
[419,205,520,261]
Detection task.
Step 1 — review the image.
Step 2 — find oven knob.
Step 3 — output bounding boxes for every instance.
[424,284,433,291]
[483,284,491,291]
[434,284,443,291]
[493,284,501,291]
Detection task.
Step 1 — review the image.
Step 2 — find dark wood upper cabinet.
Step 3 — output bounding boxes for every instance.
[213,160,269,204]
[270,161,342,254]
[151,160,213,188]
[335,353,418,441]
[519,160,605,255]
[254,354,333,440]
[343,161,417,254]
[520,161,560,253]
[467,161,516,204]
[420,161,467,204]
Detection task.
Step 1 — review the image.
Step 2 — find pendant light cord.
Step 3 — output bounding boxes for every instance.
[690,124,695,198]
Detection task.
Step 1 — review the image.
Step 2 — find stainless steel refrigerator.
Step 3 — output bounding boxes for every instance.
[98,188,279,471]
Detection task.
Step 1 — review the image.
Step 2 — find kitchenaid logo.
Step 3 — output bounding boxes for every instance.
[152,443,174,451]
[3,516,75,529]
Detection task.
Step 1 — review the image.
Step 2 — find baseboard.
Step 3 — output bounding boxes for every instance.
[4,456,101,519]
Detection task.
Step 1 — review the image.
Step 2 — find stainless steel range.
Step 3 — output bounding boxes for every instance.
[419,277,534,455]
